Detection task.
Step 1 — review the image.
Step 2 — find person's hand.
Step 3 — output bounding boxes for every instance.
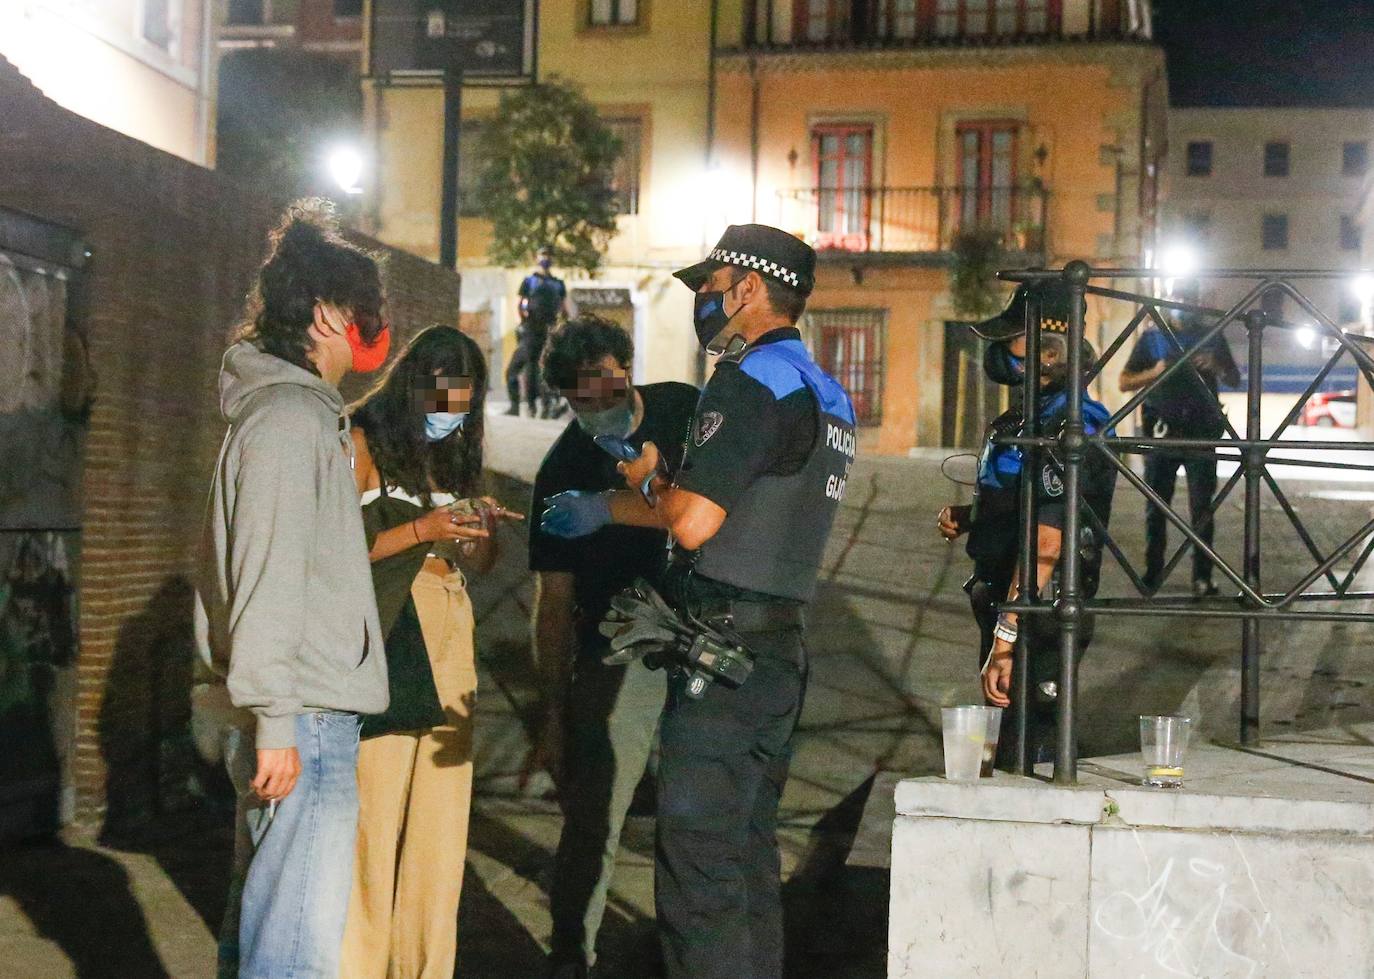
[252,747,301,801]
[937,505,971,541]
[541,491,612,538]
[413,505,487,544]
[982,641,1014,708]
[518,710,565,792]
[618,440,661,490]
[477,496,525,525]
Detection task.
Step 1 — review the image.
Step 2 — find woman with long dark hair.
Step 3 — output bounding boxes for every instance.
[338,325,520,978]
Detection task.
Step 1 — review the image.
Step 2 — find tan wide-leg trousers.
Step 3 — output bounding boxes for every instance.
[340,568,477,979]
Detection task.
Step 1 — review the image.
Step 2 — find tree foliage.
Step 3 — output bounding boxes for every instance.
[475,78,622,274]
[950,226,1010,321]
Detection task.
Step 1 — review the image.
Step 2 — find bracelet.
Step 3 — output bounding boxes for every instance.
[412,520,422,544]
[993,612,1018,645]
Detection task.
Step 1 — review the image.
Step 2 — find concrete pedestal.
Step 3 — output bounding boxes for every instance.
[888,726,1374,978]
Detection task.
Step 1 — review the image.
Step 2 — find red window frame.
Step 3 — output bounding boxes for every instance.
[793,0,849,42]
[929,0,1060,36]
[812,123,874,251]
[810,310,885,426]
[956,120,1019,229]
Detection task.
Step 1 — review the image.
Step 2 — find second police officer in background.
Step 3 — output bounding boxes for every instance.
[937,282,1117,767]
[540,224,856,979]
[1118,278,1239,597]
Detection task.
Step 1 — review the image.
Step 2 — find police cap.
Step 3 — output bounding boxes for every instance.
[673,224,817,298]
[971,280,1086,341]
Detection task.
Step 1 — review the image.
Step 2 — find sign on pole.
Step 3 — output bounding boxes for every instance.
[370,0,534,82]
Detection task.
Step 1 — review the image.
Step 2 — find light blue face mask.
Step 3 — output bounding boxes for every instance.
[425,411,467,442]
[576,400,634,440]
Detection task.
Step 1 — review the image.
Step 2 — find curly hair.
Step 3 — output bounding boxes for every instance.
[234,199,386,373]
[349,326,487,505]
[541,314,633,391]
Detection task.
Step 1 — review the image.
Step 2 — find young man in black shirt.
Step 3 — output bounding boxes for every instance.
[526,315,699,979]
[1119,279,1239,596]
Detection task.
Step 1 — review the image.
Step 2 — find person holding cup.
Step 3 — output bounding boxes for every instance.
[339,325,522,979]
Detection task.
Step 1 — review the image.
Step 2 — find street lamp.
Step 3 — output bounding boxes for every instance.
[328,145,365,196]
[1158,242,1198,280]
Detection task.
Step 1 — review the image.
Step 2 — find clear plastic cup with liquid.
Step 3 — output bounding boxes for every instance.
[980,706,1003,777]
[942,706,990,781]
[1139,715,1191,788]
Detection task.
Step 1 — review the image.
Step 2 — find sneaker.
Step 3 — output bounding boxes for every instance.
[1140,571,1163,596]
[503,405,520,417]
[1192,579,1219,598]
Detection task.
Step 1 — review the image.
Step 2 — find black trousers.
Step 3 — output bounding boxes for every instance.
[1143,448,1219,585]
[654,626,807,979]
[505,323,550,408]
[968,577,1088,770]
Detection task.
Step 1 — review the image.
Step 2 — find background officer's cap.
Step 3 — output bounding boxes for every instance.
[971,280,1086,341]
[674,224,817,298]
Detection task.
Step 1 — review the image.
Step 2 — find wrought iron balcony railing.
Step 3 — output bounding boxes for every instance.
[775,184,1048,258]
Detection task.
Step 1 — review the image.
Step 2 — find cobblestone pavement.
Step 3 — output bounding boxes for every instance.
[4,412,1374,978]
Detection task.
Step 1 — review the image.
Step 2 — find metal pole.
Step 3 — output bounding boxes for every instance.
[1014,294,1042,775]
[439,68,463,271]
[1241,308,1265,744]
[1055,260,1090,784]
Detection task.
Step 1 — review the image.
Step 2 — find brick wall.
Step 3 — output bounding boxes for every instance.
[0,56,461,828]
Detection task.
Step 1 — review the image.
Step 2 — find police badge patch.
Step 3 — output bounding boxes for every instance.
[695,411,724,447]
[1042,464,1064,497]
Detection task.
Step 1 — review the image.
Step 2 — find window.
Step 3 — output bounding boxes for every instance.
[226,0,264,25]
[604,118,642,215]
[808,310,885,425]
[957,120,1018,232]
[1185,141,1212,177]
[936,0,1050,37]
[590,0,638,26]
[1344,141,1368,177]
[1262,213,1288,250]
[1264,141,1289,177]
[877,0,919,39]
[813,124,874,250]
[1182,210,1211,240]
[794,0,851,42]
[334,0,363,17]
[141,0,176,51]
[1342,215,1362,252]
[458,121,488,217]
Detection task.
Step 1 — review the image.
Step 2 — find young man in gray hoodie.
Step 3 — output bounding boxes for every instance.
[195,203,392,979]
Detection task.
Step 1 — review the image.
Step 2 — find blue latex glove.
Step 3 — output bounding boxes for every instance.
[541,490,613,538]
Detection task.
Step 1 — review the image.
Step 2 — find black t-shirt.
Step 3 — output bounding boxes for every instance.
[529,381,700,657]
[1124,315,1237,437]
[674,327,818,512]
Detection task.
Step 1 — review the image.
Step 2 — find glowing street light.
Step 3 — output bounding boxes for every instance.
[328,145,365,195]
[1158,242,1199,279]
[1350,273,1374,304]
[1296,325,1316,349]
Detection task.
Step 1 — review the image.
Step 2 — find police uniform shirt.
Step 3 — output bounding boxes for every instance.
[1124,317,1237,438]
[519,271,567,327]
[1037,391,1117,599]
[529,382,700,659]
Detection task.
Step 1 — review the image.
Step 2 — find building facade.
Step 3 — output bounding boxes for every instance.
[362,0,1164,452]
[1164,107,1374,353]
[220,0,365,66]
[0,0,217,165]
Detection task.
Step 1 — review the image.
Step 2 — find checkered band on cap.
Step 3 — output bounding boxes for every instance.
[709,248,802,288]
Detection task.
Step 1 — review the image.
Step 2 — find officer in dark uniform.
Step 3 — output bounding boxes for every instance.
[540,224,855,979]
[937,282,1117,767]
[1119,279,1239,596]
[507,244,571,417]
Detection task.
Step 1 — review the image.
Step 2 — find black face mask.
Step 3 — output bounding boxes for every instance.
[983,342,1026,386]
[693,276,746,353]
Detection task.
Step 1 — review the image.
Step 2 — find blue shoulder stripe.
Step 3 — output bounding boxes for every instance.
[740,339,857,424]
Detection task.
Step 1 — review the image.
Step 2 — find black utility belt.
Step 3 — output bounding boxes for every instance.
[694,600,805,634]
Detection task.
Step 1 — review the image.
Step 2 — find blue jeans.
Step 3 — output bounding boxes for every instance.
[218,711,362,979]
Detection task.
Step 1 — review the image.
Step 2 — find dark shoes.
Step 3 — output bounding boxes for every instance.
[1192,578,1219,598]
[545,959,588,979]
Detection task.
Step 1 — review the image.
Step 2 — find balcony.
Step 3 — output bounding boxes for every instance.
[776,184,1048,260]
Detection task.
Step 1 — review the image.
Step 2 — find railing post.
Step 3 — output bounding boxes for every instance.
[1054,260,1091,784]
[1015,292,1042,774]
[1241,306,1266,744]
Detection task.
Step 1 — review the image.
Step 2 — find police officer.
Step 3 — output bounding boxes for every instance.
[937,282,1117,767]
[507,244,572,417]
[1119,279,1238,596]
[540,224,855,979]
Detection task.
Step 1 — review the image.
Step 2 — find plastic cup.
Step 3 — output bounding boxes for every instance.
[942,706,990,781]
[1139,715,1192,788]
[980,706,1004,777]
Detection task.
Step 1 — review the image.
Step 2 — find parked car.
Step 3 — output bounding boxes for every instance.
[1301,390,1357,428]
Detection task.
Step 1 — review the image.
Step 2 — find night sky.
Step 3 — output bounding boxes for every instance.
[1155,0,1374,107]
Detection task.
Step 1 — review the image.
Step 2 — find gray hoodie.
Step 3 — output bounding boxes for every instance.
[194,341,388,749]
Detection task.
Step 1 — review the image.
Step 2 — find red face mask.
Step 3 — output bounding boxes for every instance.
[345,322,391,373]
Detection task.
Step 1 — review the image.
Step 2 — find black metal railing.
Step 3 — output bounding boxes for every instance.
[776,185,1047,256]
[999,265,1374,784]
